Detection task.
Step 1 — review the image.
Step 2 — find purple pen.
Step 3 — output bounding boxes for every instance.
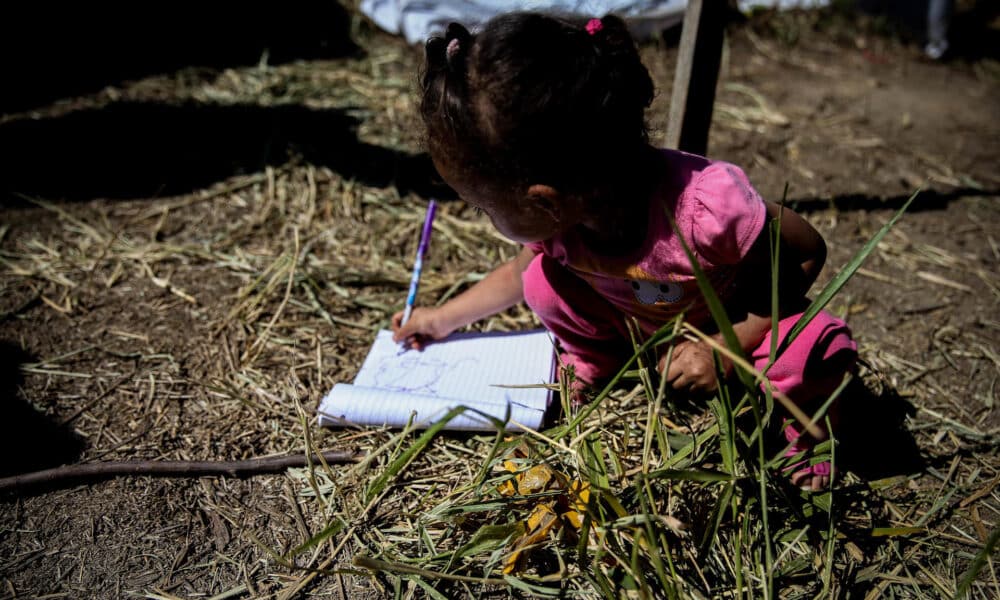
[400,200,437,331]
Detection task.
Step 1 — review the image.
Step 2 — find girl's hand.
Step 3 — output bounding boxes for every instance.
[391,307,457,351]
[390,246,536,351]
[659,340,726,394]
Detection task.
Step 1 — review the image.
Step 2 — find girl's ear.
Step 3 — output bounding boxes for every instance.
[526,184,570,222]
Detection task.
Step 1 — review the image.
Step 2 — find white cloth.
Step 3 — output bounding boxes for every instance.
[360,0,831,44]
[740,0,831,9]
[361,0,686,43]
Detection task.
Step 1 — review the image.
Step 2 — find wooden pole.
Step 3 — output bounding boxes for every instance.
[665,0,728,156]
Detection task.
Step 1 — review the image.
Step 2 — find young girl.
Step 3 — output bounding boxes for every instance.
[391,12,856,490]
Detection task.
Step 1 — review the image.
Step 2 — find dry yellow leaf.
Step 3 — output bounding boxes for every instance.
[569,480,590,512]
[497,479,516,497]
[563,510,584,529]
[517,464,556,495]
[503,503,560,574]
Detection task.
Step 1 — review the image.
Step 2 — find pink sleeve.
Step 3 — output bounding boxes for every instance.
[523,241,545,254]
[689,162,767,266]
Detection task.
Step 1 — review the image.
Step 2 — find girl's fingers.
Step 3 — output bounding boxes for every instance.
[392,320,414,342]
[669,371,688,390]
[399,332,427,351]
[691,379,716,394]
[665,353,688,383]
[394,315,431,347]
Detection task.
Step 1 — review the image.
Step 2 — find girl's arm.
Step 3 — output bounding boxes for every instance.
[392,245,537,349]
[737,200,827,318]
[662,201,826,391]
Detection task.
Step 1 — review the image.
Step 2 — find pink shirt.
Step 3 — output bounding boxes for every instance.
[525,149,767,334]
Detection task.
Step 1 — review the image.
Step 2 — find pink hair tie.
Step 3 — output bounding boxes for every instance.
[446,38,461,59]
[585,18,603,36]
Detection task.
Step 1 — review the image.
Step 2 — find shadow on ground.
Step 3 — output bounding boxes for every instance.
[2,97,991,211]
[837,375,925,480]
[0,342,84,479]
[789,187,999,214]
[0,1,359,114]
[0,102,453,204]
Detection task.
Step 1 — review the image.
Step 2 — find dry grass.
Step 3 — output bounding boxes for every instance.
[1,8,999,600]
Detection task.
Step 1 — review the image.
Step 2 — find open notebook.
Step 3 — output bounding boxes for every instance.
[318,329,555,431]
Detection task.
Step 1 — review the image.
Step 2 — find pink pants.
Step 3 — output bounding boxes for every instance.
[522,254,857,406]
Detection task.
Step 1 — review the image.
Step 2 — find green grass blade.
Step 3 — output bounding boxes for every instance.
[699,481,735,560]
[955,525,999,599]
[472,427,513,493]
[364,406,468,504]
[503,575,561,596]
[412,578,451,600]
[452,522,523,561]
[582,433,611,490]
[665,212,754,390]
[555,318,683,434]
[710,395,736,475]
[642,468,734,483]
[779,188,919,354]
[663,424,721,469]
[285,516,346,559]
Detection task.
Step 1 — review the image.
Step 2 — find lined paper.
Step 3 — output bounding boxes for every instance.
[318,329,555,431]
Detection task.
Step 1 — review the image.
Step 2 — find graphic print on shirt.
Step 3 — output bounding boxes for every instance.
[623,265,684,305]
[626,279,684,304]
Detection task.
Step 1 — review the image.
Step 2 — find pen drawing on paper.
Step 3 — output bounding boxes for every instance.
[371,354,477,395]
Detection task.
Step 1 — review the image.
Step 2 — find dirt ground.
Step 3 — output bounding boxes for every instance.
[1,6,998,599]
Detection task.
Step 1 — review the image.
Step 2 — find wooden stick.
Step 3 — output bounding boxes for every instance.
[0,450,361,493]
[665,0,727,155]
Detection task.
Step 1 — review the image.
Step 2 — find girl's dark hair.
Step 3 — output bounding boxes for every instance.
[420,12,655,195]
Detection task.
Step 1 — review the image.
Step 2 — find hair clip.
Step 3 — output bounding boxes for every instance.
[586,18,603,36]
[446,38,461,60]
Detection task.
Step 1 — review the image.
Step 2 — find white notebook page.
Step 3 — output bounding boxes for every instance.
[318,329,555,431]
